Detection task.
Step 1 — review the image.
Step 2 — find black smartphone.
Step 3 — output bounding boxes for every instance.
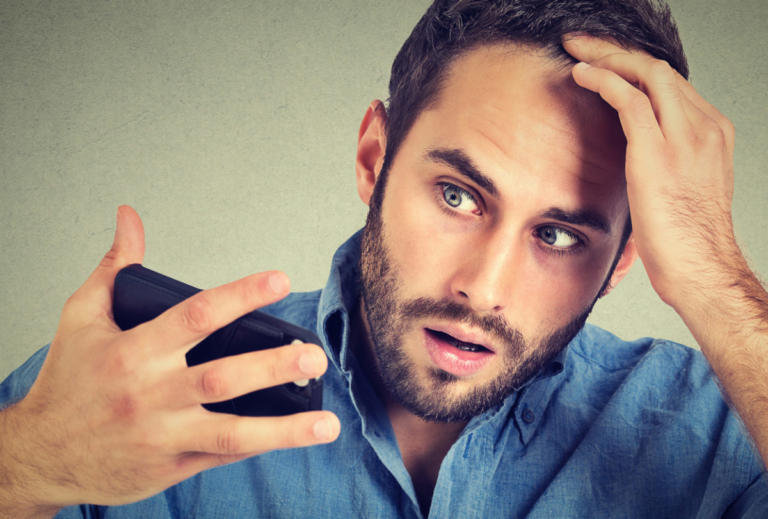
[112,264,323,416]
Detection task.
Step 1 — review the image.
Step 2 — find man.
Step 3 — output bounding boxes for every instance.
[1,0,767,517]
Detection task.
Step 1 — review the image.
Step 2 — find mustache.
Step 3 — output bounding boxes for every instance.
[399,297,525,350]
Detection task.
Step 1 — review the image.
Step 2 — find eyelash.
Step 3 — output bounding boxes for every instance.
[534,226,586,257]
[436,182,482,216]
[435,181,586,256]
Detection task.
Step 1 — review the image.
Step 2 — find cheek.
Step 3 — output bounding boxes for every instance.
[381,189,469,295]
[514,247,615,329]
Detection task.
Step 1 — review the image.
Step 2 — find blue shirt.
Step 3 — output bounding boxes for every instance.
[2,231,767,518]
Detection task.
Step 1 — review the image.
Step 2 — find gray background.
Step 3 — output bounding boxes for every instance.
[1,1,766,380]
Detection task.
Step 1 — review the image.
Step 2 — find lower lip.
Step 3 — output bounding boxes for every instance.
[423,329,494,377]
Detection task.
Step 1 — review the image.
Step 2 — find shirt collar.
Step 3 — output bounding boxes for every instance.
[316,230,363,377]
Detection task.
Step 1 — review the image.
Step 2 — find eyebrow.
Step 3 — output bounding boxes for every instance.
[426,148,498,196]
[426,147,612,234]
[541,207,611,234]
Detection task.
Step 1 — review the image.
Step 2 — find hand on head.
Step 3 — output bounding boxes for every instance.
[564,34,738,310]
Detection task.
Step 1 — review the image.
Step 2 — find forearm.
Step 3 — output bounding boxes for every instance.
[0,405,62,519]
[673,251,768,468]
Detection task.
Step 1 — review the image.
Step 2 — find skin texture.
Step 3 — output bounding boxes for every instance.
[564,34,768,470]
[2,33,768,519]
[354,44,639,513]
[357,45,636,423]
[0,206,340,517]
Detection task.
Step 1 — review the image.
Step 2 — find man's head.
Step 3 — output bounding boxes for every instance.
[354,0,687,422]
[381,0,688,189]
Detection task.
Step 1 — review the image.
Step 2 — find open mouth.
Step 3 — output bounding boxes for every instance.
[426,329,491,353]
[423,328,495,377]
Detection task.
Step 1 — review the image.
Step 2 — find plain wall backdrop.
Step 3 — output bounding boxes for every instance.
[1,0,766,380]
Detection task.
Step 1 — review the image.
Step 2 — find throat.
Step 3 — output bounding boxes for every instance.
[388,403,466,516]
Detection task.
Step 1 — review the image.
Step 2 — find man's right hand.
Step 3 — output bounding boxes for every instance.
[0,206,340,518]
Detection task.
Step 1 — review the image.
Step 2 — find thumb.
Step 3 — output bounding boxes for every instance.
[65,206,146,323]
[99,205,146,279]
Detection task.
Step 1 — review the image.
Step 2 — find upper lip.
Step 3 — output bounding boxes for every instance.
[424,323,497,353]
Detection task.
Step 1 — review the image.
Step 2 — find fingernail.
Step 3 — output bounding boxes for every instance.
[574,61,592,71]
[298,349,323,375]
[267,272,288,294]
[313,418,333,441]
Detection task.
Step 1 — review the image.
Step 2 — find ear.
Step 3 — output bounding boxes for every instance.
[355,100,388,206]
[600,234,638,297]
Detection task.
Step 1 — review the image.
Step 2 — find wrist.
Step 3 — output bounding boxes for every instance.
[0,404,63,519]
[670,252,768,356]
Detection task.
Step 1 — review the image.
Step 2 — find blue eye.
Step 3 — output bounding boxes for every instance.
[441,183,480,213]
[537,226,581,249]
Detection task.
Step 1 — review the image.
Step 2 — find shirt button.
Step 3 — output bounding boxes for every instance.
[522,408,535,424]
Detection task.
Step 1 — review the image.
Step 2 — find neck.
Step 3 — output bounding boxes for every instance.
[351,301,467,516]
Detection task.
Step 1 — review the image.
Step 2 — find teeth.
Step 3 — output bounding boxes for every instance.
[456,341,482,352]
[430,329,488,353]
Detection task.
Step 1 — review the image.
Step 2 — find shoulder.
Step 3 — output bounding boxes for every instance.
[565,324,730,439]
[556,325,766,504]
[571,323,710,381]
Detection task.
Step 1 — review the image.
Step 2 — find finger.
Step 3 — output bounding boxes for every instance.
[61,206,146,328]
[170,343,327,408]
[564,34,733,155]
[180,410,340,455]
[562,33,631,64]
[146,270,291,350]
[571,62,665,147]
[675,74,735,158]
[565,36,691,141]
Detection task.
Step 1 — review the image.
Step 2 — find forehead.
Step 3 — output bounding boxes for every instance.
[415,43,627,194]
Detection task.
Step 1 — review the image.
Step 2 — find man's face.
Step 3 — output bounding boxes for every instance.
[359,44,630,422]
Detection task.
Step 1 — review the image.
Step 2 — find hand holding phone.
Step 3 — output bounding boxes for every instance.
[113,264,323,416]
[0,207,340,516]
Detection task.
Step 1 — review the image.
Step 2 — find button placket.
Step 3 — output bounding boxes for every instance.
[522,407,536,425]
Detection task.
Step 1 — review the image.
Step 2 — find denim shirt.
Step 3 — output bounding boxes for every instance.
[2,231,767,518]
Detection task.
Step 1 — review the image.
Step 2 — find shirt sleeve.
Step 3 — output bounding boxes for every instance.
[724,471,768,518]
[0,344,50,410]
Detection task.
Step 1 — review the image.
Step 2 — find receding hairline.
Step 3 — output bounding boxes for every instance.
[409,40,582,121]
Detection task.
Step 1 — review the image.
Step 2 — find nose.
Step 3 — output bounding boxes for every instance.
[448,229,521,313]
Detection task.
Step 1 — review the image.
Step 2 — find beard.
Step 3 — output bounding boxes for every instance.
[358,181,605,423]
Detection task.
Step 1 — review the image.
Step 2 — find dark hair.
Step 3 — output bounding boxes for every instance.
[375,0,687,196]
[370,0,687,254]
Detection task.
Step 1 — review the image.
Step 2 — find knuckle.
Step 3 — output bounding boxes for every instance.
[266,355,283,385]
[182,295,213,333]
[215,423,241,454]
[624,90,651,114]
[238,275,264,304]
[100,246,122,269]
[700,121,725,145]
[106,345,137,377]
[649,59,674,83]
[199,367,227,401]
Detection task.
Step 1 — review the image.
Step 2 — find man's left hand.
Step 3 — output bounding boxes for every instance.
[564,34,768,470]
[563,34,740,313]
